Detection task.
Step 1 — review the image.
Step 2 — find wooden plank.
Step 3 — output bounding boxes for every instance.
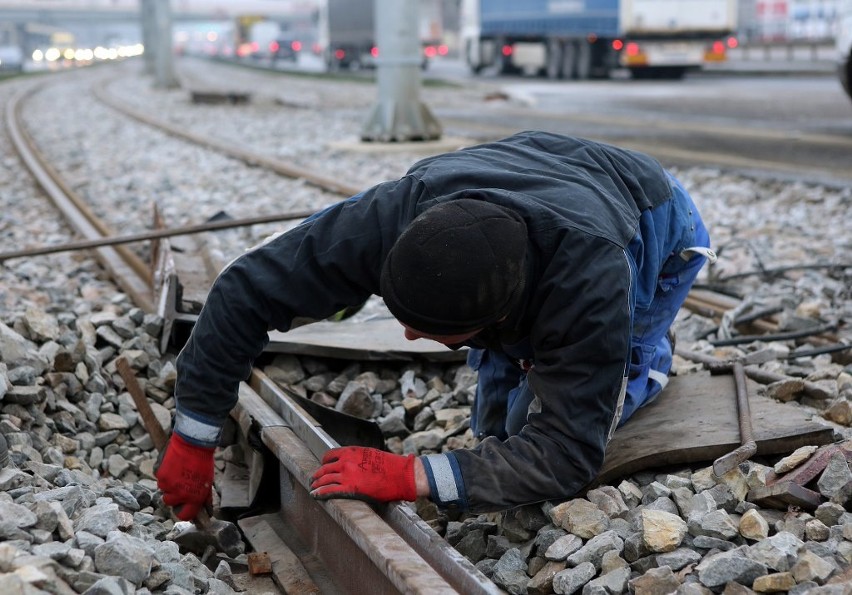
[595,372,835,485]
[267,317,468,362]
[239,516,322,594]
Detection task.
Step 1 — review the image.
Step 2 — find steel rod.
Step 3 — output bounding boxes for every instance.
[0,209,317,262]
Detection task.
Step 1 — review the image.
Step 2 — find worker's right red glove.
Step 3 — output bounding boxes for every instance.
[310,446,417,504]
[155,433,215,521]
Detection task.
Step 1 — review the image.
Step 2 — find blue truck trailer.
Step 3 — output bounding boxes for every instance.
[461,0,738,80]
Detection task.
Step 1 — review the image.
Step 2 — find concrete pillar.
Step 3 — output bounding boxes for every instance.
[140,0,156,75]
[361,0,441,142]
[152,0,179,89]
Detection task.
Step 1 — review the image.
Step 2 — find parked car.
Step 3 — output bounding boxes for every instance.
[271,37,301,62]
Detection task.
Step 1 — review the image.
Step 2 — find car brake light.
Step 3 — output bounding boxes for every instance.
[269,41,279,52]
[501,44,513,56]
[612,39,624,51]
[334,49,345,60]
[292,40,302,52]
[726,36,738,49]
[625,42,640,56]
[371,46,379,58]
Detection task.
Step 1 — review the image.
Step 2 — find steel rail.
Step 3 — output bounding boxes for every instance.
[5,82,155,312]
[91,80,362,198]
[237,371,500,594]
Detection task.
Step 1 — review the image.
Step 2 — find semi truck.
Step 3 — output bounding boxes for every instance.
[839,0,852,104]
[316,0,444,70]
[461,0,738,80]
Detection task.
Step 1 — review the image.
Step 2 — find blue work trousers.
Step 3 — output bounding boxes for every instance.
[468,175,712,440]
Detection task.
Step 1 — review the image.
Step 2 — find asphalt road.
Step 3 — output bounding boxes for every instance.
[422,58,852,187]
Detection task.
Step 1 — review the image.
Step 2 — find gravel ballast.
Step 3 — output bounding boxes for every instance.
[0,59,850,594]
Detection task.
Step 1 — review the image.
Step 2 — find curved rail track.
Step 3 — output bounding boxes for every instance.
[5,76,500,595]
[5,68,847,594]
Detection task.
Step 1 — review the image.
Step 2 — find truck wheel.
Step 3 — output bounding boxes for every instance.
[629,67,655,79]
[499,54,519,75]
[659,67,687,80]
[546,40,562,79]
[466,40,483,75]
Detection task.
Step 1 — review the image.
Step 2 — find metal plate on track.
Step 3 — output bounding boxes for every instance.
[596,372,836,485]
[267,317,468,362]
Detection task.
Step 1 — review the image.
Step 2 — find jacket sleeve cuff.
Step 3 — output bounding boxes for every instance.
[173,407,224,448]
[420,453,468,510]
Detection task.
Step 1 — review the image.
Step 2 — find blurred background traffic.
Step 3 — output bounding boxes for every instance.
[0,1,849,97]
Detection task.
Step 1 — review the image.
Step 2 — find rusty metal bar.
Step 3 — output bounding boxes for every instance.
[0,209,316,262]
[709,323,838,347]
[711,361,758,476]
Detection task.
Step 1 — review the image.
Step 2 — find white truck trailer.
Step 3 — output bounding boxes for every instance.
[461,0,738,80]
[839,0,852,104]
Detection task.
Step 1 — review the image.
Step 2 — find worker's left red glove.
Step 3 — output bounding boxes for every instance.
[310,446,417,504]
[155,433,215,521]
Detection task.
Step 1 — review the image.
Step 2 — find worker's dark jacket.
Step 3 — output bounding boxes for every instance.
[174,131,673,512]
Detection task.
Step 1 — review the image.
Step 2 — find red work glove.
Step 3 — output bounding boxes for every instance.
[310,446,417,504]
[155,433,215,521]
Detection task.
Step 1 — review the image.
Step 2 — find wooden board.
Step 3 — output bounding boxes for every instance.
[596,372,835,485]
[239,516,321,594]
[267,317,468,362]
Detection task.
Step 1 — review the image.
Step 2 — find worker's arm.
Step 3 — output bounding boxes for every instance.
[170,176,425,447]
[156,176,435,519]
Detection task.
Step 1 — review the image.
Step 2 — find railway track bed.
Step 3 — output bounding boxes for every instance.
[0,62,851,594]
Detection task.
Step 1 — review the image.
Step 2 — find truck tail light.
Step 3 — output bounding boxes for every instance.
[622,42,647,65]
[704,40,727,61]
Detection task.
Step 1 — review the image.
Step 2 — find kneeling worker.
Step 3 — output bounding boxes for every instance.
[155,131,715,518]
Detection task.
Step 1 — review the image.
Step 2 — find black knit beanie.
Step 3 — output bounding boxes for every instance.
[380,199,528,335]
